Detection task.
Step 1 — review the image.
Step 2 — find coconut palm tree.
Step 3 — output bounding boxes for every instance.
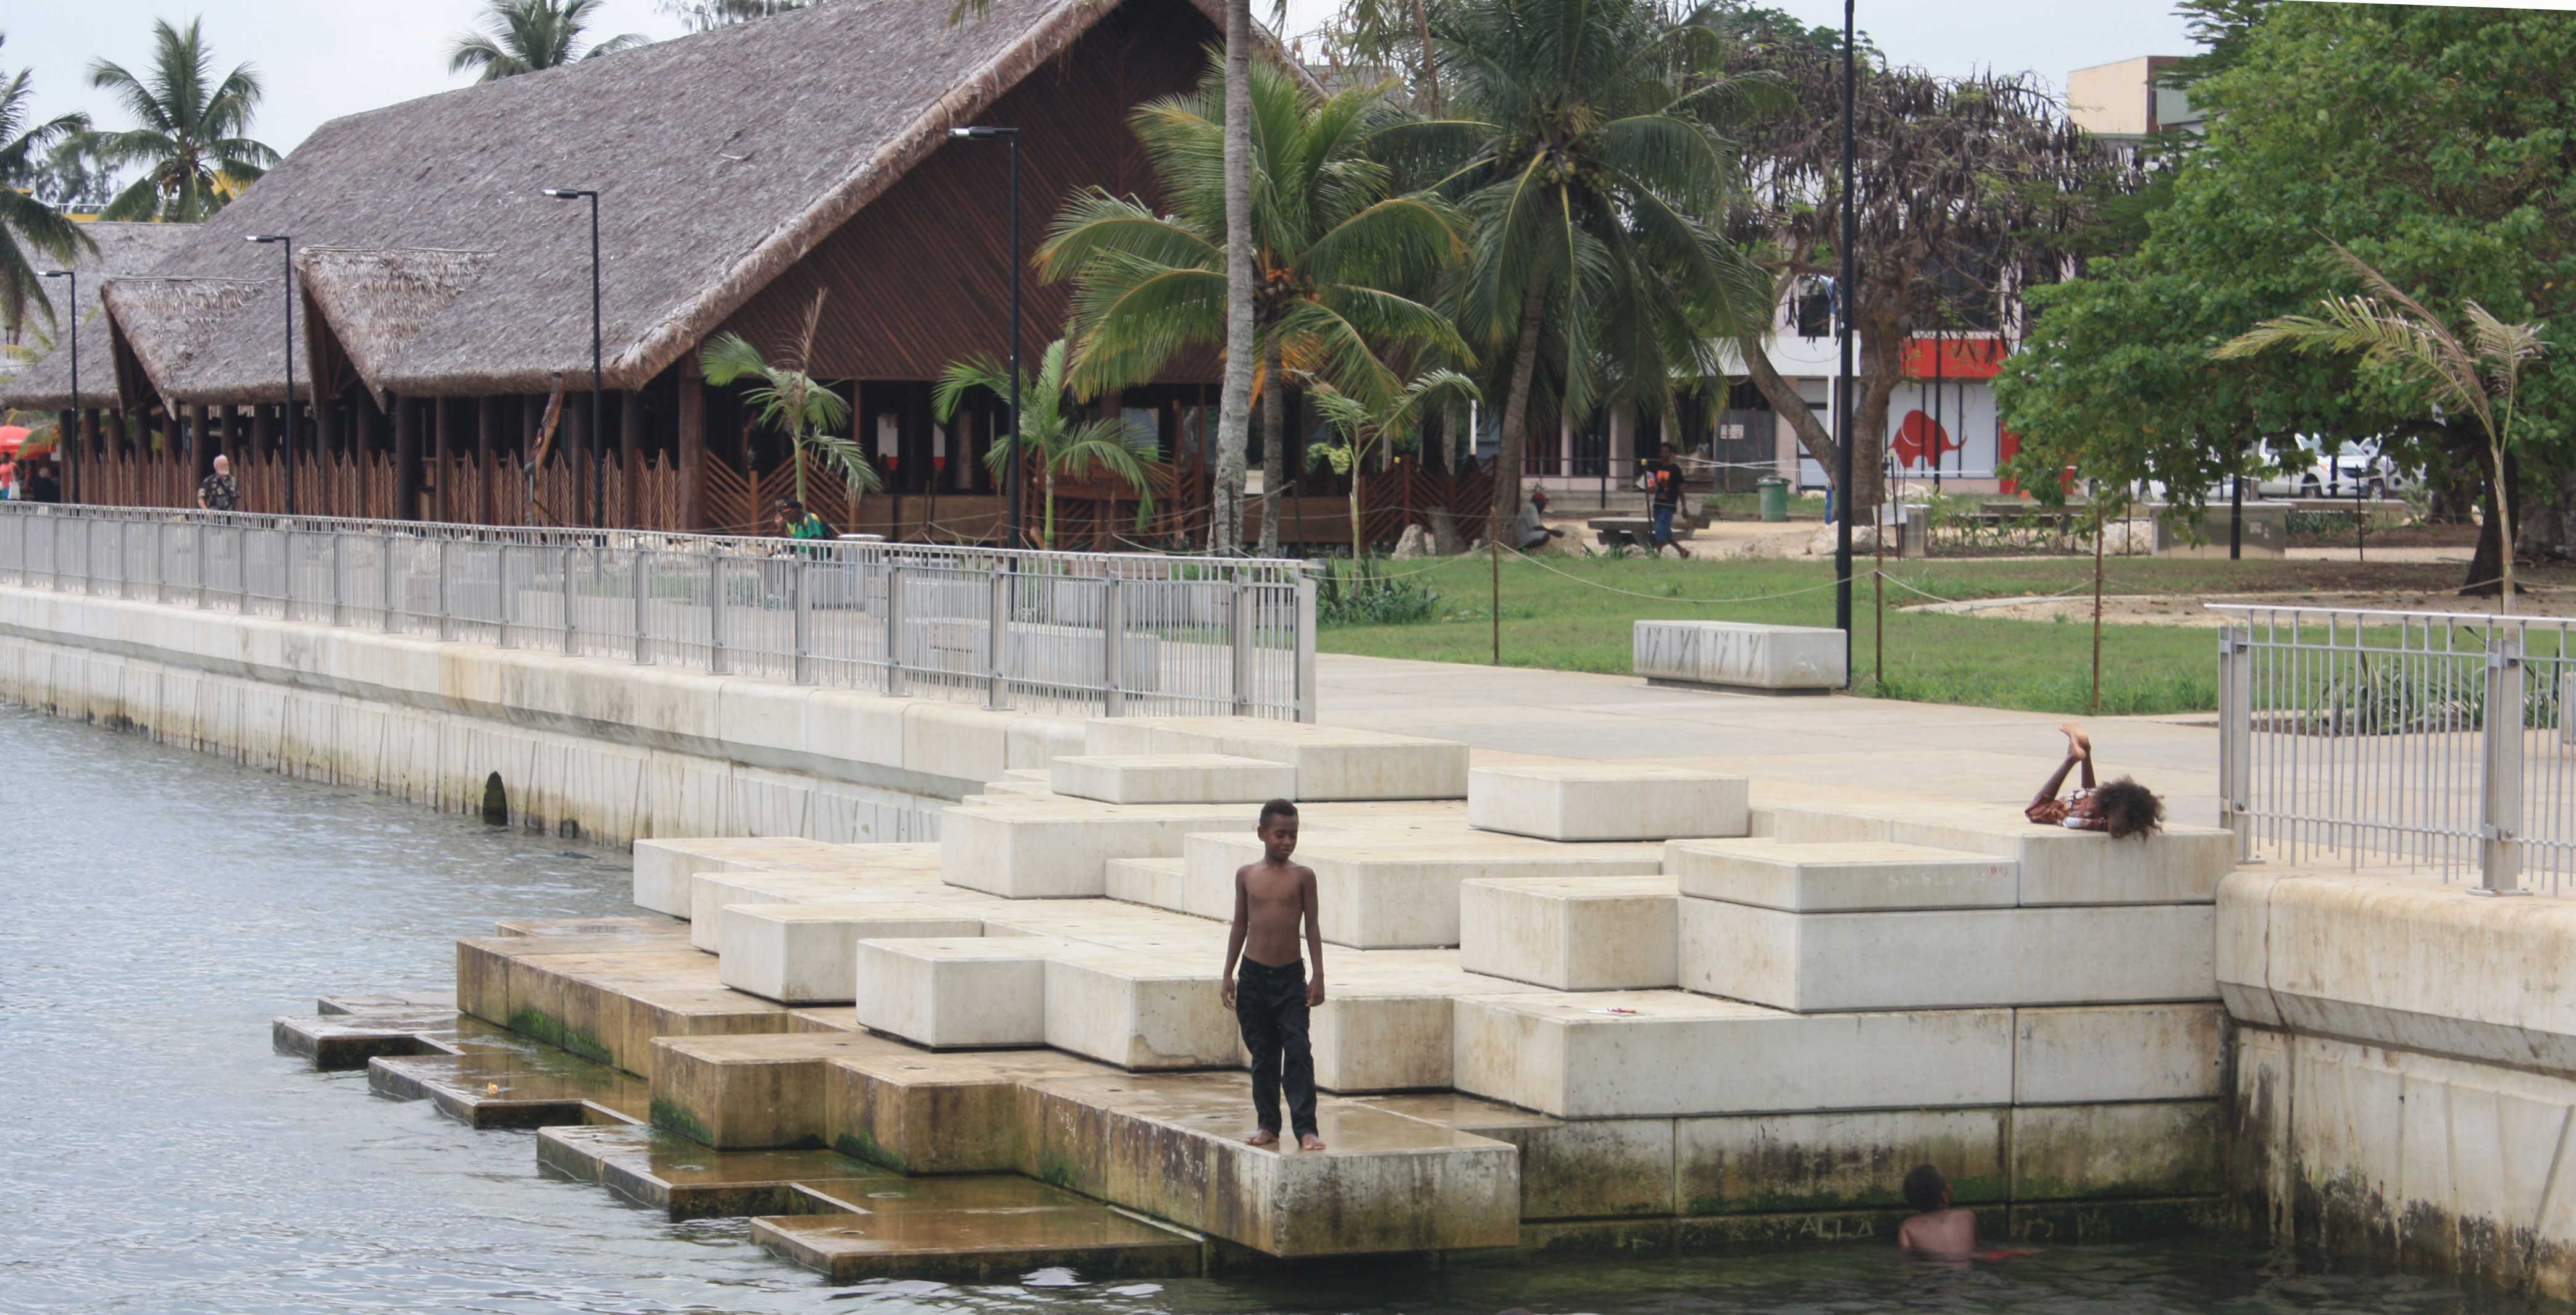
[0,41,94,345]
[660,0,805,31]
[934,337,1159,550]
[1304,365,1478,562]
[85,18,277,222]
[2215,244,2546,613]
[700,290,882,512]
[450,0,649,83]
[1384,0,1777,533]
[1037,55,1466,556]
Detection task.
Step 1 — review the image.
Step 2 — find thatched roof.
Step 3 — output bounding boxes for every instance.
[27,0,1230,409]
[99,278,278,406]
[1,222,199,410]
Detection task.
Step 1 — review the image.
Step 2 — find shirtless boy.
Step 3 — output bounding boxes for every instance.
[1220,799,1326,1151]
[1896,1164,1978,1255]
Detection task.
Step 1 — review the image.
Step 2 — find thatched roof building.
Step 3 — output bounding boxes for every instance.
[3,221,198,410]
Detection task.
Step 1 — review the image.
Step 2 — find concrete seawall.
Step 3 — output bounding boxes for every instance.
[0,584,1084,846]
[2220,869,2576,1298]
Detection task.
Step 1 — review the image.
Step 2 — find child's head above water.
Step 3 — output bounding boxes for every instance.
[1902,1164,1950,1214]
[2085,777,2165,839]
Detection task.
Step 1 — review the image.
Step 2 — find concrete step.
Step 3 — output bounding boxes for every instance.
[1458,875,1679,990]
[1765,803,2235,906]
[1184,829,1665,950]
[272,1009,464,1070]
[537,1122,895,1219]
[1081,716,1470,801]
[632,837,867,917]
[714,902,985,1005]
[454,933,795,1080]
[684,843,951,949]
[370,1050,649,1128]
[753,1175,1204,1282]
[940,799,1258,898]
[1104,856,1186,908]
[1468,762,1749,842]
[1043,943,1239,1069]
[1051,753,1298,805]
[1665,838,2018,911]
[851,936,1062,1049]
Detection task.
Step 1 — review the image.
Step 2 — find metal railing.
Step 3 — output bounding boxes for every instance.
[2214,604,2574,896]
[0,502,1318,722]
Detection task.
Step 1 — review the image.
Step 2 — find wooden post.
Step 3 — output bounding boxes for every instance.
[565,399,590,527]
[621,389,643,528]
[186,403,210,493]
[393,394,420,520]
[477,396,498,526]
[432,398,452,523]
[677,357,705,533]
[158,406,178,508]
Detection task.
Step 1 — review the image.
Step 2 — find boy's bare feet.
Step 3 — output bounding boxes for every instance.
[2059,721,2091,758]
[1298,1132,1326,1151]
[1246,1129,1278,1146]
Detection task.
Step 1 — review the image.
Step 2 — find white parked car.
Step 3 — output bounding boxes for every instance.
[2252,438,2415,500]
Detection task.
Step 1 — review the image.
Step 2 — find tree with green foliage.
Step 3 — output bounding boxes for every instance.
[85,18,275,222]
[1037,54,1464,556]
[658,0,804,31]
[449,0,647,83]
[0,37,93,345]
[934,336,1159,549]
[1303,365,1478,560]
[700,291,881,514]
[1387,0,1776,536]
[1996,4,2576,593]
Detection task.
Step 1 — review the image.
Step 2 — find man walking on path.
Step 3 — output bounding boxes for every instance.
[197,454,239,512]
[1220,799,1326,1151]
[1643,443,1691,557]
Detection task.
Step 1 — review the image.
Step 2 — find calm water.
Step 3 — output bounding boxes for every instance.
[0,704,2557,1315]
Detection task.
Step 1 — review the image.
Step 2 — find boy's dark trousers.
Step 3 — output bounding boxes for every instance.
[1234,957,1318,1140]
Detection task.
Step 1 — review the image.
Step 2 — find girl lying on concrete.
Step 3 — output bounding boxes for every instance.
[2026,722,2165,837]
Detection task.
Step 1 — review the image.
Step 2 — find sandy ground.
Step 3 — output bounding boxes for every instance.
[1905,586,2576,625]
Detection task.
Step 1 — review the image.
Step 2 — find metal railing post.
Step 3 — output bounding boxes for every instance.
[195,520,209,609]
[2477,625,2529,896]
[792,556,813,685]
[632,546,650,665]
[560,544,576,654]
[329,531,345,625]
[708,549,727,675]
[985,567,1010,710]
[380,533,399,633]
[435,538,453,643]
[1101,575,1124,717]
[497,543,515,646]
[1295,574,1318,724]
[2218,626,2254,862]
[884,564,906,696]
[1229,578,1252,716]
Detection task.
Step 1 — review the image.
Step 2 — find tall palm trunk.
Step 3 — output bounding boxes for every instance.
[1411,0,1440,114]
[1208,0,1258,556]
[1259,338,1285,556]
[1490,277,1548,538]
[1349,453,1365,563]
[1044,463,1057,549]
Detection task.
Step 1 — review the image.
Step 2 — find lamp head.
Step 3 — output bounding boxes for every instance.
[950,126,1014,140]
[246,233,289,244]
[41,269,70,280]
[543,188,595,199]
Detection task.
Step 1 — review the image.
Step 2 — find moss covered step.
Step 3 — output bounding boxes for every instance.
[454,932,795,1080]
[751,1174,1204,1282]
[536,1123,896,1219]
[369,1050,650,1128]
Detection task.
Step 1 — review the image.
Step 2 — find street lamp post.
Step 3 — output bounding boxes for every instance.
[1833,0,1858,683]
[40,269,73,503]
[246,235,295,514]
[950,126,1023,548]
[545,188,605,529]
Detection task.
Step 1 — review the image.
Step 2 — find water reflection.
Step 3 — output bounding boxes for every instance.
[0,706,2555,1315]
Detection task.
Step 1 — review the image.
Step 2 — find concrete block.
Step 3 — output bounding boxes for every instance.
[1677,1108,2007,1214]
[632,836,843,917]
[1458,875,1678,990]
[1042,946,1239,1070]
[1361,1092,1678,1219]
[822,1044,1116,1175]
[1634,619,1847,692]
[2014,1003,2225,1104]
[939,801,1253,899]
[1187,830,1665,950]
[716,903,985,1005]
[900,701,1010,785]
[1768,804,2235,906]
[646,1030,895,1150]
[1104,856,1187,909]
[2010,1101,2224,1200]
[1467,763,1749,842]
[1666,838,2017,911]
[1678,900,2216,1011]
[1453,991,2014,1118]
[1050,753,1297,805]
[1083,716,1470,801]
[849,937,1058,1049]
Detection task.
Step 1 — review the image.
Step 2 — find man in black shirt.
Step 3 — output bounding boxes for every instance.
[1642,443,1691,558]
[23,462,60,504]
[197,454,240,511]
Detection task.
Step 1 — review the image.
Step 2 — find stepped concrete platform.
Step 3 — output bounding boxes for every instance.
[852,937,1062,1049]
[1666,838,2018,911]
[1082,716,1470,800]
[1105,856,1187,909]
[1466,763,1749,842]
[369,1048,650,1127]
[1459,875,1679,991]
[633,836,863,917]
[1051,753,1297,804]
[684,843,951,949]
[752,1176,1205,1282]
[716,903,985,1005]
[1678,899,2218,1012]
[1766,803,2234,906]
[538,1123,896,1219]
[1184,829,1665,950]
[940,799,1256,899]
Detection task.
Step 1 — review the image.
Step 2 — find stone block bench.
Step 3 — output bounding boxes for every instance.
[1634,619,1846,695]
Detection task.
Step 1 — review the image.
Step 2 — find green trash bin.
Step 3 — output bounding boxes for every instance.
[1757,475,1790,523]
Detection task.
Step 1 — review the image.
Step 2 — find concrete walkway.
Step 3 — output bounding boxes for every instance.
[1315,653,2220,825]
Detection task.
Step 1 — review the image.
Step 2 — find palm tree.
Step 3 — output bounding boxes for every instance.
[1037,56,1466,556]
[700,290,882,513]
[0,40,94,345]
[934,337,1159,549]
[1304,366,1478,562]
[450,0,649,83]
[85,19,277,222]
[2215,244,2546,613]
[1385,0,1776,534]
[660,0,805,31]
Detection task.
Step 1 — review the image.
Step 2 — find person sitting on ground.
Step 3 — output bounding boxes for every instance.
[1641,442,1692,558]
[1220,799,1326,1151]
[1896,1163,1978,1255]
[1514,486,1563,551]
[197,453,239,512]
[2026,722,2165,837]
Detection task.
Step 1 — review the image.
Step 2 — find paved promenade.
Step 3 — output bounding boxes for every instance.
[1315,653,2221,824]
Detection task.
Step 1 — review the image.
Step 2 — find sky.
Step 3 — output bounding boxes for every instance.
[2,0,2570,162]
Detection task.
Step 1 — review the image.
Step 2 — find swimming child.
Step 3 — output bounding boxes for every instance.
[2026,722,2165,838]
[1896,1164,1978,1255]
[1220,799,1326,1151]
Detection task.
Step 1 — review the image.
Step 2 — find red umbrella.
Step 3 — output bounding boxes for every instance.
[0,425,28,454]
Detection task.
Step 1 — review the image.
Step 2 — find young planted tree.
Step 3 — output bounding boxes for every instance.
[0,40,94,345]
[1303,367,1478,561]
[934,337,1159,549]
[85,19,276,222]
[1038,55,1464,556]
[2217,246,2546,611]
[449,0,648,82]
[1387,0,1776,536]
[700,291,881,514]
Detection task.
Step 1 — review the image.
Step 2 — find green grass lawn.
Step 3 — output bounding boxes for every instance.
[1316,554,2530,716]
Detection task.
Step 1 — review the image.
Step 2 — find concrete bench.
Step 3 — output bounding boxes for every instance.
[1634,620,1847,694]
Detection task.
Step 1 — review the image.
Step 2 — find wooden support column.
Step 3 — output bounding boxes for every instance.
[522,394,542,526]
[475,396,498,526]
[158,406,178,508]
[393,394,421,521]
[621,390,643,528]
[317,388,340,462]
[253,405,278,509]
[564,396,591,527]
[433,397,453,523]
[677,357,705,533]
[186,403,210,491]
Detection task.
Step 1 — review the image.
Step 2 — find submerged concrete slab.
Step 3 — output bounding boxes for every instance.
[1457,875,1678,991]
[939,801,1255,899]
[1666,838,2018,912]
[1452,990,2015,1119]
[1467,763,1749,842]
[1677,900,2217,1011]
[1050,753,1298,805]
[850,937,1059,1050]
[752,1175,1203,1282]
[370,1049,649,1128]
[537,1123,895,1219]
[716,903,985,1005]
